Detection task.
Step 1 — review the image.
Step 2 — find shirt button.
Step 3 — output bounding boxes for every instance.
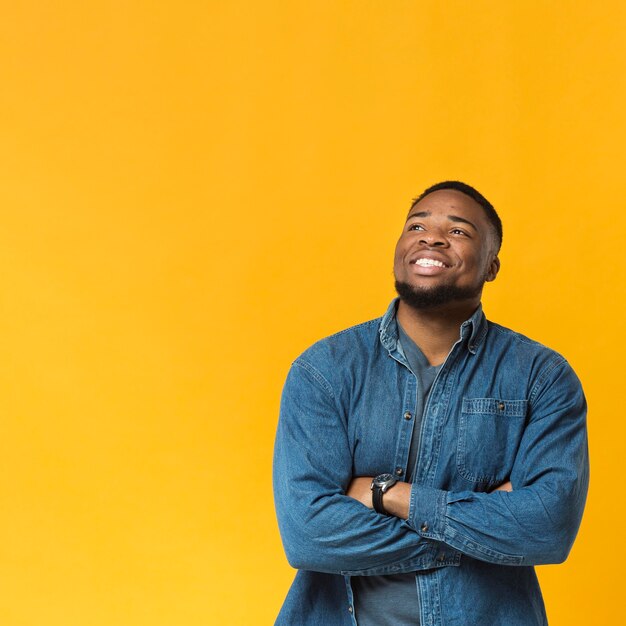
[395,467,404,476]
[348,605,353,614]
[498,401,505,411]
[421,523,429,532]
[404,411,412,420]
[437,552,446,562]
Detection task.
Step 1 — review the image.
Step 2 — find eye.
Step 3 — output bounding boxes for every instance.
[408,223,425,231]
[450,228,468,236]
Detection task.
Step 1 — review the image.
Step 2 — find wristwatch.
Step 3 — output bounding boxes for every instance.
[371,473,398,516]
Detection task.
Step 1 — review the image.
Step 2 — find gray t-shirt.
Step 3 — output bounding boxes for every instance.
[351,321,441,626]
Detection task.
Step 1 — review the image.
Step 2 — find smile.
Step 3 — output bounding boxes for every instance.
[413,258,449,268]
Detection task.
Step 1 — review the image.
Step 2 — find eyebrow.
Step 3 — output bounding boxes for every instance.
[406,210,478,232]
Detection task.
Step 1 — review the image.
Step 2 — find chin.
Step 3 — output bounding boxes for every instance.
[395,279,482,310]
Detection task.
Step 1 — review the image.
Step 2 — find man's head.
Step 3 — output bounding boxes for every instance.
[394,181,502,311]
[410,181,502,252]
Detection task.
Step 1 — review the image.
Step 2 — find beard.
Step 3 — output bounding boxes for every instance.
[395,279,484,310]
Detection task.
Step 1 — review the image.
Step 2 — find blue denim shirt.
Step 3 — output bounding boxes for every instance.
[273,299,589,626]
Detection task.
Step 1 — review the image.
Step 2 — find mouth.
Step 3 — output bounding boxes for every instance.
[405,254,453,277]
[412,257,450,269]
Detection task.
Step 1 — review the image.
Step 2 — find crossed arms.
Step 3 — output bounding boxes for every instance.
[345,477,512,520]
[273,357,589,576]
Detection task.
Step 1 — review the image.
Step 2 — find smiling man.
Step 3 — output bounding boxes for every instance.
[273,181,589,626]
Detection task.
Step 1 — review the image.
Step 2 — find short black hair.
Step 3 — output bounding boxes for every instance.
[411,181,503,251]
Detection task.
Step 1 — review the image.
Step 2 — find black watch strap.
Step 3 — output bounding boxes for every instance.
[372,484,388,515]
[371,474,397,515]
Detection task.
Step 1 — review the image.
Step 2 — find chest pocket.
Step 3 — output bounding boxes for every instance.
[456,397,528,486]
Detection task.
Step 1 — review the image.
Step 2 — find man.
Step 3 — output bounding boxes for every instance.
[273,181,589,625]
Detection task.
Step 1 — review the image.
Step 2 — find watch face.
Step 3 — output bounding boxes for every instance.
[374,473,395,488]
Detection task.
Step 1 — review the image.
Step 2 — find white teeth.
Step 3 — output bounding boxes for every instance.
[415,258,446,268]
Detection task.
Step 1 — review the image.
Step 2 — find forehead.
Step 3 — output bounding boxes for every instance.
[407,189,487,224]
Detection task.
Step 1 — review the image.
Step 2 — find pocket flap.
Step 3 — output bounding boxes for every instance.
[461,397,528,417]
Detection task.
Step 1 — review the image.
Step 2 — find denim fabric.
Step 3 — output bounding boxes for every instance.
[273,299,589,626]
[350,321,438,625]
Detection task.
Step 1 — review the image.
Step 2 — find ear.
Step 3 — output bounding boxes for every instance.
[485,255,500,282]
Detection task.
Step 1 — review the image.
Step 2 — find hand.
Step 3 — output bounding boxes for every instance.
[492,480,513,492]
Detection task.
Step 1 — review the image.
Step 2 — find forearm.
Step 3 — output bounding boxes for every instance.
[345,476,412,519]
[350,474,586,566]
[357,466,586,566]
[275,483,437,575]
[406,475,587,565]
[347,477,511,520]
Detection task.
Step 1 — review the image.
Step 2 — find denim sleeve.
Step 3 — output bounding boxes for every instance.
[407,358,589,566]
[273,359,436,575]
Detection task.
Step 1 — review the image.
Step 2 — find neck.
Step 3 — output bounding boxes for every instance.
[396,299,479,366]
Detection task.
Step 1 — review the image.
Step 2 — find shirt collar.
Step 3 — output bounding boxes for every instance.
[379,298,488,355]
[462,303,488,354]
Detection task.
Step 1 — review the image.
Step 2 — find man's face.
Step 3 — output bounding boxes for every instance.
[393,189,500,310]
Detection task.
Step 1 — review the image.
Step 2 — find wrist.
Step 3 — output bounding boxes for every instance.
[371,473,398,515]
[382,481,411,520]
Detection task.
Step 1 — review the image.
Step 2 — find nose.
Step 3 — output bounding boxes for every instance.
[419,230,447,247]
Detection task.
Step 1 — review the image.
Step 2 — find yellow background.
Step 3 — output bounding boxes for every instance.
[0,1,623,624]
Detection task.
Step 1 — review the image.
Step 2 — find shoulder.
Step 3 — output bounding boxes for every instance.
[286,316,384,393]
[484,320,582,400]
[283,316,383,400]
[296,317,382,369]
[486,320,565,361]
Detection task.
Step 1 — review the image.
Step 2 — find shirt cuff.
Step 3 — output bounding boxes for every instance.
[407,484,448,541]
